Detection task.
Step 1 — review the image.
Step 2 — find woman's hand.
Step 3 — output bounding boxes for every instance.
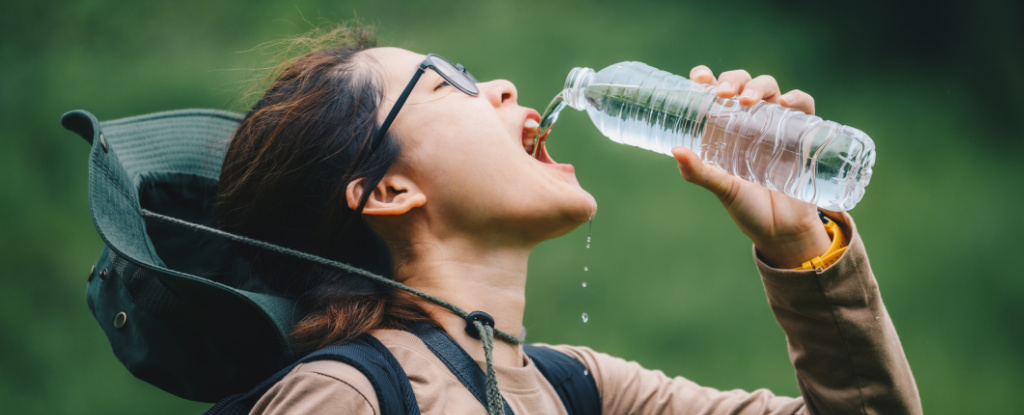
[673,66,832,269]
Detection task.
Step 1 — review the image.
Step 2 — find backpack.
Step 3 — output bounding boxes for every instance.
[63,109,600,413]
[207,322,601,415]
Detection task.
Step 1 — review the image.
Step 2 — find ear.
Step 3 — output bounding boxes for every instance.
[346,174,427,216]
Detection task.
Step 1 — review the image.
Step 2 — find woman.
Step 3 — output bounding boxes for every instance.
[217,26,921,414]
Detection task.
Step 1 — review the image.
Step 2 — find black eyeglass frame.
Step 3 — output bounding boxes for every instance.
[371,53,479,149]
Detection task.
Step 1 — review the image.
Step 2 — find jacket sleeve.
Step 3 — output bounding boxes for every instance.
[754,212,920,414]
[549,213,922,415]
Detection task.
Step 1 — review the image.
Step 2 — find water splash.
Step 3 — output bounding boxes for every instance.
[582,281,587,287]
[581,312,589,323]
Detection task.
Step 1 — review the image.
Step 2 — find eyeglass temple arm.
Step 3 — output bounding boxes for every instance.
[375,66,426,144]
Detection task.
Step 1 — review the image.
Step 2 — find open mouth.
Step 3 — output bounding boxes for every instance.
[522,118,555,163]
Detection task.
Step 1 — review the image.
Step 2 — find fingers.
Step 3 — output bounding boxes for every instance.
[738,75,782,105]
[672,146,740,206]
[718,71,783,106]
[689,65,716,84]
[714,69,751,99]
[778,89,815,115]
[692,66,816,115]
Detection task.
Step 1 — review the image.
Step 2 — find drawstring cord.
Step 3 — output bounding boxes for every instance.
[477,323,504,415]
[141,209,518,415]
[465,311,505,415]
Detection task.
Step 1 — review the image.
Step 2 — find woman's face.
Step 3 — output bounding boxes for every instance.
[365,47,597,244]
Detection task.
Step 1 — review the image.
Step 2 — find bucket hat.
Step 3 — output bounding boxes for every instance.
[63,107,533,408]
[62,109,296,402]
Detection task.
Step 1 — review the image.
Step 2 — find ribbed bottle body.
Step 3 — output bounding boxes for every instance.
[563,62,874,211]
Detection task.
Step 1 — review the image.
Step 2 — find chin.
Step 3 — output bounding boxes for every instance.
[577,192,598,223]
[539,191,599,241]
[560,185,597,222]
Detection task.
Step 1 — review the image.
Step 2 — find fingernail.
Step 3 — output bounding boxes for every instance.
[740,89,756,99]
[717,81,732,93]
[781,93,795,104]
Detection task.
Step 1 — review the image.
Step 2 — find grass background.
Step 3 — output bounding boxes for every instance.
[2,0,1021,413]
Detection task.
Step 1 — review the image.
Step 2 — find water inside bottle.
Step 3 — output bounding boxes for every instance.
[580,83,711,155]
[580,82,871,210]
[697,110,867,209]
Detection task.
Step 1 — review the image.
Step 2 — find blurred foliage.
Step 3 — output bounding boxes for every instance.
[1,0,1021,413]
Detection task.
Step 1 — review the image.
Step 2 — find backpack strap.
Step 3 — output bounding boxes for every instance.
[205,334,419,415]
[409,323,516,415]
[208,325,602,415]
[524,345,602,415]
[410,322,601,415]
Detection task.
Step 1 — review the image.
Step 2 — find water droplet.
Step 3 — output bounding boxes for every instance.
[583,266,588,272]
[581,312,589,323]
[582,281,587,287]
[585,220,593,249]
[583,369,589,376]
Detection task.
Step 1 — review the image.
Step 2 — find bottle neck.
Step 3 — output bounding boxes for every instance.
[563,67,594,110]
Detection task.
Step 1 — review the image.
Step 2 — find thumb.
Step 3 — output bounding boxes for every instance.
[672,146,739,204]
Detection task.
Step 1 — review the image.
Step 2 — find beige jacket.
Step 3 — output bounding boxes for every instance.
[252,214,921,414]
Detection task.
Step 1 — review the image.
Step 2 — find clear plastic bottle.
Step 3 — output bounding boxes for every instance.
[561,62,875,211]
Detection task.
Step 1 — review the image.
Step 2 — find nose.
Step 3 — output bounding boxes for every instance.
[480,79,517,107]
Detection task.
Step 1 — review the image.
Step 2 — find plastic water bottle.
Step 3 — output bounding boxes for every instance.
[560,62,875,211]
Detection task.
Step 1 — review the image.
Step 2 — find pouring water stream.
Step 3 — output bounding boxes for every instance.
[531,94,568,158]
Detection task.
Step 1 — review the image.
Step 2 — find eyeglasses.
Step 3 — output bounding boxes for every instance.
[371,53,479,149]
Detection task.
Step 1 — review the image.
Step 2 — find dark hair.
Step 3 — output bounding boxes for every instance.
[217,25,432,354]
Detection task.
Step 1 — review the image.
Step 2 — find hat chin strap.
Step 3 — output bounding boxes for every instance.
[140,208,521,415]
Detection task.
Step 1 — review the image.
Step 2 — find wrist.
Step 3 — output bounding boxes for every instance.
[793,214,849,270]
[754,214,833,269]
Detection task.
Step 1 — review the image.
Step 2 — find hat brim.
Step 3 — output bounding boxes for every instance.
[64,109,297,401]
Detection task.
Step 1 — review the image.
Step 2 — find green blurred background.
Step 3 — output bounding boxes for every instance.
[2,0,1021,413]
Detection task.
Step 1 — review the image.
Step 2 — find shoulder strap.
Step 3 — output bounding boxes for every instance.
[205,334,420,415]
[409,323,515,415]
[409,322,601,415]
[524,345,602,415]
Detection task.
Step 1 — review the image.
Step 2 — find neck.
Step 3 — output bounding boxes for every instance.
[394,237,532,367]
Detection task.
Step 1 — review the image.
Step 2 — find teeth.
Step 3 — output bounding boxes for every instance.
[523,119,543,157]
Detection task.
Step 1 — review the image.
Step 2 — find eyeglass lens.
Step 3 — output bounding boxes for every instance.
[428,55,478,95]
